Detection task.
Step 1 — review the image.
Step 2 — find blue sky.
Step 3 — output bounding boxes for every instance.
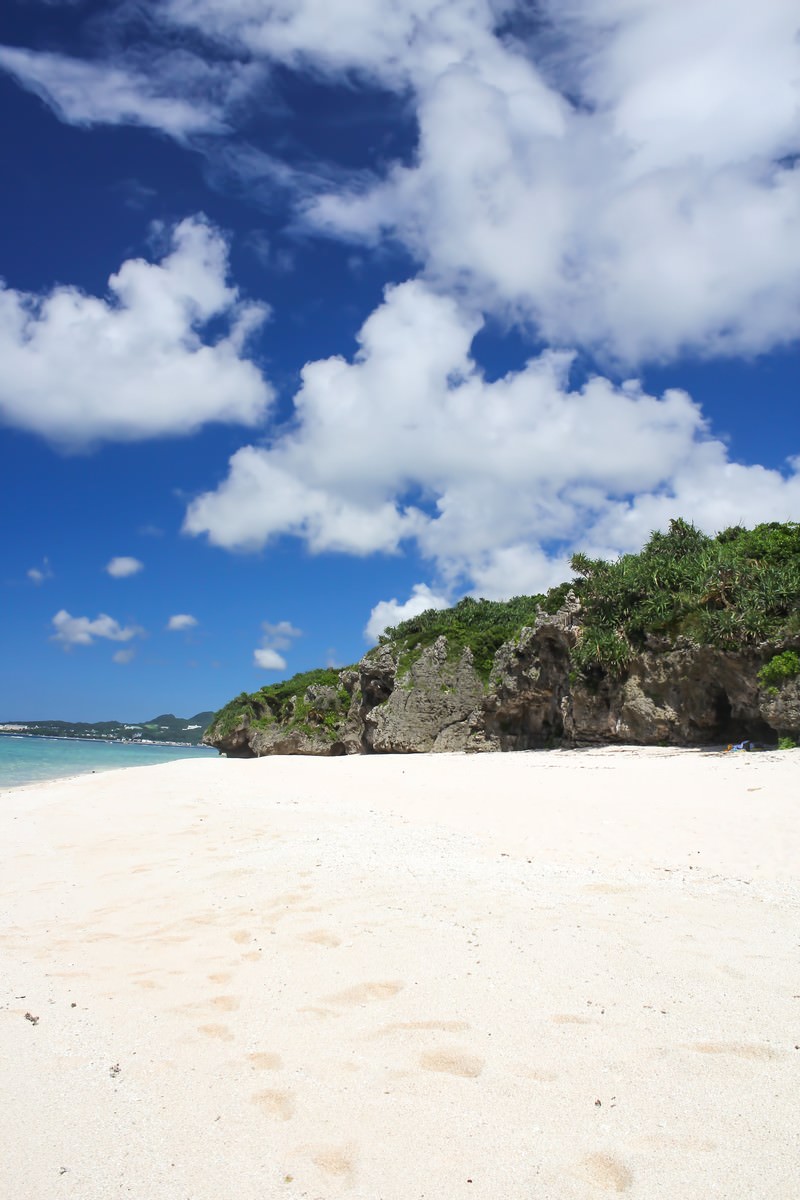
[0,0,798,722]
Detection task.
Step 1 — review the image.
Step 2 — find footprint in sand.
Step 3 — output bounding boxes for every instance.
[231,930,251,944]
[690,1042,779,1060]
[308,1145,357,1180]
[324,981,404,1006]
[420,1050,484,1078]
[581,1153,633,1193]
[248,1052,283,1070]
[198,1024,234,1041]
[379,1020,471,1035]
[300,930,342,948]
[211,995,240,1012]
[252,1089,294,1120]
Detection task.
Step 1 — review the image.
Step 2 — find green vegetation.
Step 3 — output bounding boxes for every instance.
[207,521,800,737]
[209,668,354,742]
[381,594,547,681]
[758,651,800,693]
[377,520,800,683]
[569,520,800,678]
[777,737,797,750]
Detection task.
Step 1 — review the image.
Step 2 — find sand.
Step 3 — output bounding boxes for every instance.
[1,747,798,1199]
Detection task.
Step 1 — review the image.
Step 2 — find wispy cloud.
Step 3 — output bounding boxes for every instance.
[0,44,231,139]
[27,557,53,585]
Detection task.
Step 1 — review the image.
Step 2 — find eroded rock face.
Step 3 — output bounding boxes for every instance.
[249,725,346,757]
[567,642,776,746]
[366,636,486,753]
[760,677,800,739]
[205,603,799,756]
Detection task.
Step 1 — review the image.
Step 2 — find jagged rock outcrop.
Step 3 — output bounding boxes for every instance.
[364,636,486,753]
[566,641,776,746]
[204,599,800,757]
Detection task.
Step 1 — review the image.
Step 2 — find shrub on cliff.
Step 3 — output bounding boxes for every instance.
[570,519,800,676]
[379,594,547,680]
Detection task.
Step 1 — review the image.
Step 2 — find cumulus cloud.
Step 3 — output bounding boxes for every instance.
[186,280,800,597]
[12,3,798,599]
[0,217,272,449]
[167,613,199,631]
[100,0,795,363]
[253,646,288,670]
[112,648,136,665]
[253,619,302,671]
[105,556,144,578]
[52,610,143,649]
[27,558,53,585]
[302,0,800,363]
[365,583,450,642]
[5,4,798,363]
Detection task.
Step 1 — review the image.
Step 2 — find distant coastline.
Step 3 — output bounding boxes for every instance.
[0,710,214,748]
[0,730,210,749]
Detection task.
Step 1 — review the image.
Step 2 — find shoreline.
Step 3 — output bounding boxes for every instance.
[1,749,797,1198]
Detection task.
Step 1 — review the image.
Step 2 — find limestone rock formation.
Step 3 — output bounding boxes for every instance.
[203,596,799,757]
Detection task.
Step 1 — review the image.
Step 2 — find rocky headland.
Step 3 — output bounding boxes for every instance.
[204,521,800,756]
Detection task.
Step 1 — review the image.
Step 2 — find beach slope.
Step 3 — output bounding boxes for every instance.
[1,748,797,1198]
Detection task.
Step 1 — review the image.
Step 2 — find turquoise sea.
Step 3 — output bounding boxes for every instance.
[0,735,215,788]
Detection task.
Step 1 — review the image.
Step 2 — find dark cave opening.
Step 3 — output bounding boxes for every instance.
[710,691,775,746]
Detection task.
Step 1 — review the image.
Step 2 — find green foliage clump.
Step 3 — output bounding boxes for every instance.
[570,519,800,678]
[213,692,264,738]
[382,594,547,681]
[256,668,344,719]
[758,651,800,693]
[777,736,797,750]
[209,668,354,742]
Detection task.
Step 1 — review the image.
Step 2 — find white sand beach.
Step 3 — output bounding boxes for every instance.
[1,748,798,1199]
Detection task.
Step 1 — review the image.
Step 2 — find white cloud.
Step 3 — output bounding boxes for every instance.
[5,4,798,363]
[11,3,797,603]
[112,648,136,665]
[253,647,287,670]
[52,610,143,649]
[167,613,199,631]
[105,556,144,578]
[302,0,800,363]
[0,44,244,138]
[253,619,302,671]
[365,583,450,642]
[186,279,800,597]
[161,0,494,86]
[0,217,273,449]
[27,557,53,585]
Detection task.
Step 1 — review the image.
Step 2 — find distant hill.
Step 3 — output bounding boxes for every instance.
[0,712,215,746]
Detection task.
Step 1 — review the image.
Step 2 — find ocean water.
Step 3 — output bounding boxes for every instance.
[0,736,215,789]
